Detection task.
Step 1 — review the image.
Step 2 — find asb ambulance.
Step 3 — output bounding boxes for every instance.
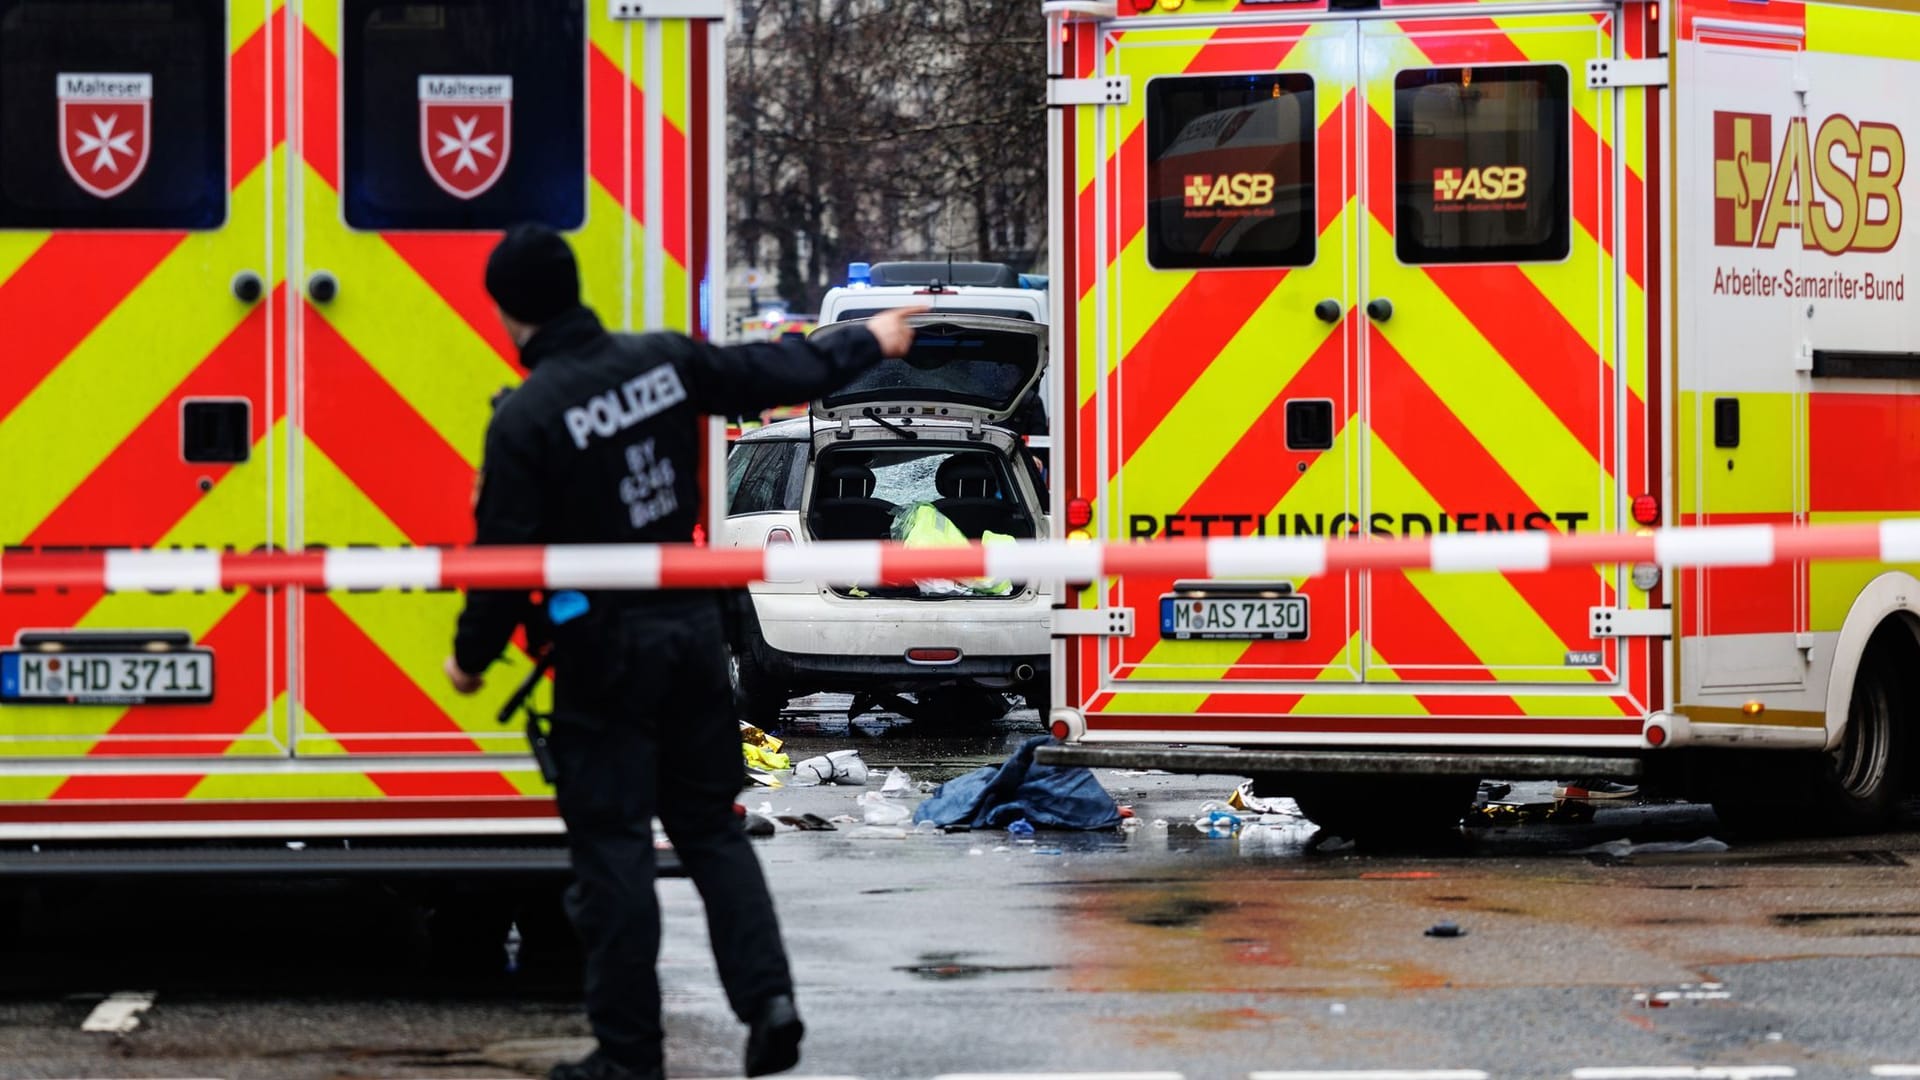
[1041,0,1920,835]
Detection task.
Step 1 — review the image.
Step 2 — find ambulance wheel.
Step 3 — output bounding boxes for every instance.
[1284,777,1477,847]
[1711,629,1910,835]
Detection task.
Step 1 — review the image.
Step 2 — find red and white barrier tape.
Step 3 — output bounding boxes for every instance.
[4,522,1920,593]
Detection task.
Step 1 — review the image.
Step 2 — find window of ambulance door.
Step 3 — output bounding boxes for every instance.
[343,0,585,231]
[1144,73,1316,270]
[1394,65,1571,264]
[0,0,225,228]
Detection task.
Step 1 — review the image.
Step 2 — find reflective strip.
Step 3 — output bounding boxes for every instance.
[1882,520,1920,563]
[104,550,222,592]
[771,541,882,585]
[1655,526,1774,568]
[324,548,442,590]
[545,544,663,589]
[1205,537,1327,578]
[1431,533,1551,572]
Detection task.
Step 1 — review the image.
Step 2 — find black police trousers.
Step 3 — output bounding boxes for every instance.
[549,595,793,1073]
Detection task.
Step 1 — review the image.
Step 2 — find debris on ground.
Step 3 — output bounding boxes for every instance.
[1424,921,1467,938]
[1005,818,1036,838]
[911,734,1124,831]
[744,812,776,837]
[1226,781,1287,815]
[1463,798,1595,827]
[1576,836,1730,858]
[745,768,782,788]
[774,813,838,832]
[743,743,791,772]
[857,791,912,826]
[1193,806,1245,836]
[793,749,870,786]
[880,767,914,798]
[847,826,909,840]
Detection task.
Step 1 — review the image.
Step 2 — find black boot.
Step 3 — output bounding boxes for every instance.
[744,994,804,1077]
[549,1049,662,1080]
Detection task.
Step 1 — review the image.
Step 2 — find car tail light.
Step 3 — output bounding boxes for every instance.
[906,647,962,664]
[765,526,794,547]
[1631,494,1660,526]
[1066,498,1093,530]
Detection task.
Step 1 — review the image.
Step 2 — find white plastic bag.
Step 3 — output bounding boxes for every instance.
[857,791,912,826]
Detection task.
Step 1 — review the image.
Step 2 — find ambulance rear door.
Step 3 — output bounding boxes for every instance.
[1066,6,1648,744]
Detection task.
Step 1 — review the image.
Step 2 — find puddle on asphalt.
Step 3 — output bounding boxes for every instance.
[896,952,1056,980]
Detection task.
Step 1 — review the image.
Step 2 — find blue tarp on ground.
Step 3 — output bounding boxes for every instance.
[911,734,1123,831]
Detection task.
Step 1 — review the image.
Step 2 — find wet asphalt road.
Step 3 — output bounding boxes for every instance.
[7,705,1920,1079]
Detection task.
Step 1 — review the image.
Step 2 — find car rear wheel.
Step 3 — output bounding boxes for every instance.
[728,634,789,730]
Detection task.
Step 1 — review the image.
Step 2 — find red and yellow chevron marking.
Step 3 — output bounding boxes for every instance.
[0,2,708,813]
[1069,10,1655,730]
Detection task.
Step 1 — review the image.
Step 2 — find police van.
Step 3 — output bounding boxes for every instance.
[1039,0,1920,838]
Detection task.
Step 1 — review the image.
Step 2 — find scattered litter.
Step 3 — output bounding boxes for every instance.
[743,812,776,837]
[1425,921,1467,938]
[828,814,860,825]
[1315,835,1356,853]
[745,768,782,788]
[848,826,909,840]
[743,743,791,772]
[1577,836,1730,858]
[286,841,306,851]
[794,749,870,786]
[969,847,985,856]
[913,820,942,834]
[992,845,1010,852]
[1034,847,1063,856]
[857,791,912,826]
[775,814,837,831]
[941,823,970,834]
[1006,818,1037,838]
[880,767,914,797]
[1766,1032,1783,1042]
[1329,1002,1348,1016]
[1478,780,1513,802]
[1193,808,1244,835]
[1120,818,1143,830]
[1226,781,1292,815]
[1465,799,1593,826]
[740,721,784,752]
[912,734,1124,831]
[1152,819,1169,829]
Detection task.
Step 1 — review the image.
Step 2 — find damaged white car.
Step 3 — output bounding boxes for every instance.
[720,315,1052,727]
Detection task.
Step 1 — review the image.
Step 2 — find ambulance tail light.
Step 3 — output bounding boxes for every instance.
[1631,494,1660,526]
[1066,498,1093,530]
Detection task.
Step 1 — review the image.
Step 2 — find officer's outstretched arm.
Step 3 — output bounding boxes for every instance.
[452,417,544,676]
[683,306,925,416]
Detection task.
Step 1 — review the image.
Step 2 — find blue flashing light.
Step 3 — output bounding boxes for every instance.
[848,261,871,288]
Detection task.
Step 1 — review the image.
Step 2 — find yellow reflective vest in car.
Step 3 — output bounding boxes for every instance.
[895,503,1013,596]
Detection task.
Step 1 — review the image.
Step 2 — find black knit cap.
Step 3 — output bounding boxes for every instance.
[485,223,580,325]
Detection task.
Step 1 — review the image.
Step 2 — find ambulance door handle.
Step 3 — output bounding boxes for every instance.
[230,270,264,305]
[1366,298,1393,322]
[307,270,338,304]
[1314,299,1342,324]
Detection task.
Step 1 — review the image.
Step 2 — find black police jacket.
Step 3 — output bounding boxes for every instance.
[452,306,882,675]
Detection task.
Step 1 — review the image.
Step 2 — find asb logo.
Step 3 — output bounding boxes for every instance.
[1433,165,1527,202]
[1183,173,1275,209]
[419,75,512,200]
[1713,110,1905,254]
[57,72,151,200]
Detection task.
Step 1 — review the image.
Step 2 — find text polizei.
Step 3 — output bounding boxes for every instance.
[564,364,689,450]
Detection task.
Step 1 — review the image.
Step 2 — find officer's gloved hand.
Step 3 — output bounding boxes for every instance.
[489,385,514,411]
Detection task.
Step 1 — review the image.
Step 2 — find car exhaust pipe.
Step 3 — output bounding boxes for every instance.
[1014,664,1036,683]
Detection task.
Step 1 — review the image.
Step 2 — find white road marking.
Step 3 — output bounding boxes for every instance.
[937,1075,1185,1080]
[1253,1072,1489,1080]
[1571,1069,1796,1079]
[78,990,155,1033]
[1566,1060,1789,1068]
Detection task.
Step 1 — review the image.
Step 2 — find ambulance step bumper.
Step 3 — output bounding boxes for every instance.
[0,842,681,880]
[1033,744,1643,780]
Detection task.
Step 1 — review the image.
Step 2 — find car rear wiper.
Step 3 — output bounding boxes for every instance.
[862,408,919,440]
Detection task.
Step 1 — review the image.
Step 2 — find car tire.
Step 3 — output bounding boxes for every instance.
[729,632,789,730]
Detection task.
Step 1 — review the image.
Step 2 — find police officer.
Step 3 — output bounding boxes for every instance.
[444,224,924,1080]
